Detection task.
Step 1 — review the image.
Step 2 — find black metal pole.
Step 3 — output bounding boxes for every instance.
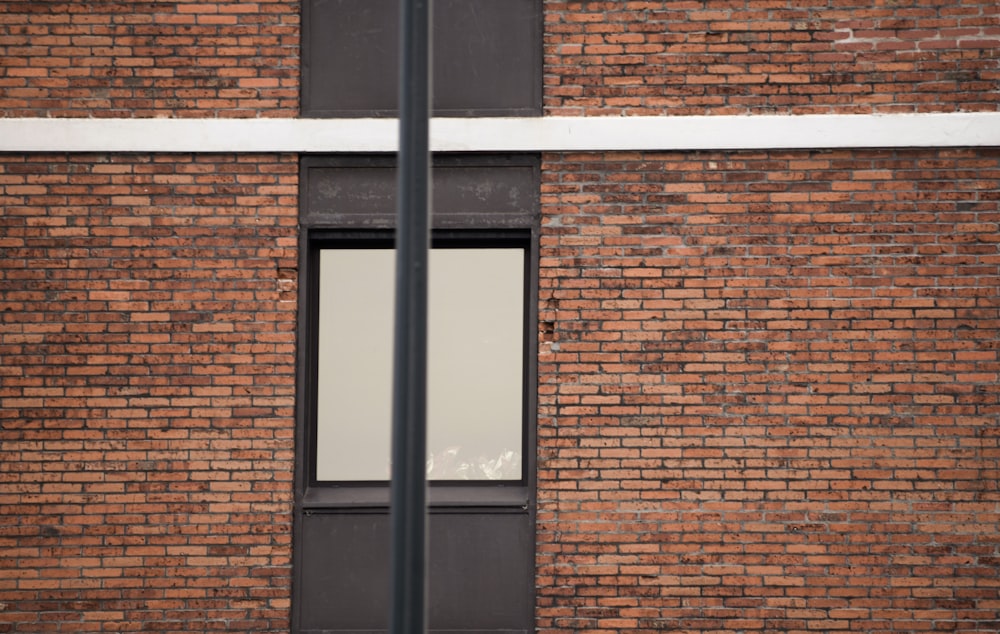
[389,0,431,632]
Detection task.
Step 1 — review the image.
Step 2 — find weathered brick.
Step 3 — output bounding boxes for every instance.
[543,0,1000,115]
[2,3,999,634]
[0,2,299,117]
[0,154,297,633]
[537,148,1000,634]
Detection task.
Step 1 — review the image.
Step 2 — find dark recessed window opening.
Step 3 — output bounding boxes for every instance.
[311,234,530,485]
[293,157,538,634]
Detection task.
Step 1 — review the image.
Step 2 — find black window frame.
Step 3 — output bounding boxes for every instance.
[301,228,536,509]
[294,154,540,511]
[293,155,539,633]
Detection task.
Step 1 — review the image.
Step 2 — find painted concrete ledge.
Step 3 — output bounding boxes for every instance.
[0,112,997,153]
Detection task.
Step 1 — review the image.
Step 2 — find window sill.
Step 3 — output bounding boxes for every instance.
[301,483,530,511]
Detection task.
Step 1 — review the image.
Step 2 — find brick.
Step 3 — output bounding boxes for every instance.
[538,147,1000,633]
[543,0,1000,115]
[0,1,299,117]
[3,3,1000,634]
[0,154,296,632]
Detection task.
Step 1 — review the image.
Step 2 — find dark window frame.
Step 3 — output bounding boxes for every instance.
[293,155,539,633]
[294,154,540,510]
[301,228,536,509]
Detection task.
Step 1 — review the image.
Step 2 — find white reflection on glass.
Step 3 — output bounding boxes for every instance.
[316,248,523,481]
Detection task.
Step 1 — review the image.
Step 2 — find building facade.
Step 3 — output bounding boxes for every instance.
[1,1,999,632]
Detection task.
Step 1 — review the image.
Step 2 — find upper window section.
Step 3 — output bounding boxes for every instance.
[302,0,541,117]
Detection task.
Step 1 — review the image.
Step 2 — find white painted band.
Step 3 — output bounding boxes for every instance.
[0,113,997,153]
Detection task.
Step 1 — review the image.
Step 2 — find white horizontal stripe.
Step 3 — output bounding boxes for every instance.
[0,113,997,153]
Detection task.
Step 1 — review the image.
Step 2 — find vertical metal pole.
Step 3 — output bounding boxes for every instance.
[390,0,431,632]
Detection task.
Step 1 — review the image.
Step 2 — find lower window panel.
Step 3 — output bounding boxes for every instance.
[296,511,534,633]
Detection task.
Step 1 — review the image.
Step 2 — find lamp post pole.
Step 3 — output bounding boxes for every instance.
[389,0,431,633]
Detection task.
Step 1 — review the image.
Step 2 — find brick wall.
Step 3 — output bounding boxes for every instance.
[2,0,998,632]
[537,148,1000,632]
[0,154,298,633]
[8,0,997,120]
[544,0,1000,115]
[0,1,299,118]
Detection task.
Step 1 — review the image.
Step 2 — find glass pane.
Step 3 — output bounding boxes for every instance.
[316,248,524,481]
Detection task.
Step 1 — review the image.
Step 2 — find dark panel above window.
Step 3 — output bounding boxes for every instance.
[300,155,539,229]
[303,0,541,117]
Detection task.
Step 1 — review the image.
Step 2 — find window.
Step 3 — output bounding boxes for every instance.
[314,240,527,482]
[293,156,538,634]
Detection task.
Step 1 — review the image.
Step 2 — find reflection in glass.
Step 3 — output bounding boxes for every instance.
[316,248,523,481]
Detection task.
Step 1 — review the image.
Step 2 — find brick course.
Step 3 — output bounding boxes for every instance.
[537,148,1000,633]
[0,1,299,118]
[0,154,298,633]
[544,0,1000,115]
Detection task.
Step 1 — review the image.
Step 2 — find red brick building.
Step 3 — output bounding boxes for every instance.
[1,1,999,633]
